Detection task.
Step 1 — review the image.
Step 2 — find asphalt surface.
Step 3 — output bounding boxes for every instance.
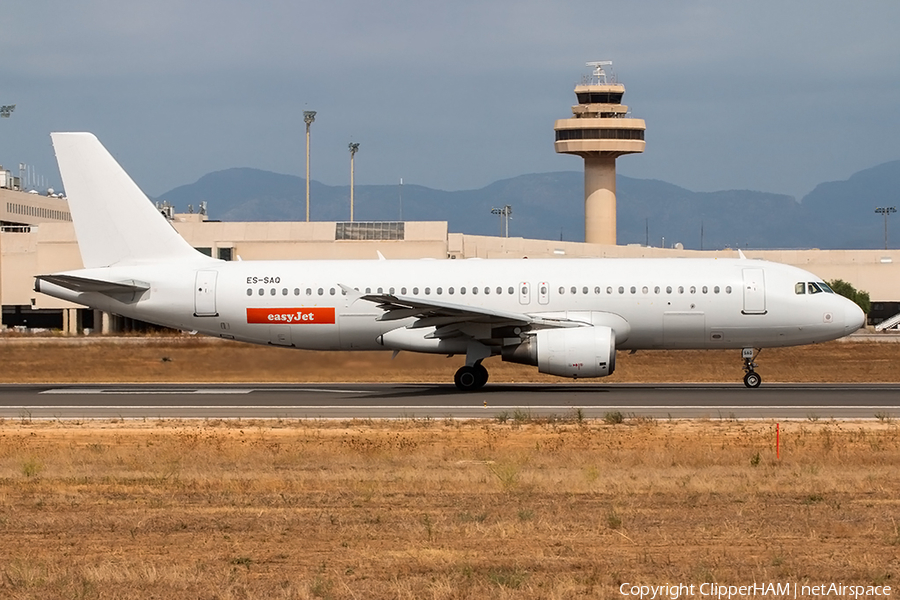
[1,383,898,420]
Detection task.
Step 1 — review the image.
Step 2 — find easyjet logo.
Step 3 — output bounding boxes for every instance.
[246,307,335,324]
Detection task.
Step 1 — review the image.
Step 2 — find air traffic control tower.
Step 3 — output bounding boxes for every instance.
[554,61,645,245]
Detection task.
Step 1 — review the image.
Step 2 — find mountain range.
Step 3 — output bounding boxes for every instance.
[158,160,900,250]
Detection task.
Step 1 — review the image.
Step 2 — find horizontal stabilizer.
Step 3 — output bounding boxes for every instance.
[35,274,150,295]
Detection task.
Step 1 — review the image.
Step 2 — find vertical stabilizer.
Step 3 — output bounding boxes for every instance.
[51,132,208,268]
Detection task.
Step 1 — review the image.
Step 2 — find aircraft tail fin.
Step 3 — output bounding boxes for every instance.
[51,132,208,268]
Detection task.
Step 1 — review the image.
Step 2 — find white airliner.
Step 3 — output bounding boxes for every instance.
[36,133,865,390]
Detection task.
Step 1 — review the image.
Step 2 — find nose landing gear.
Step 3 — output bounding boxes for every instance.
[742,348,762,388]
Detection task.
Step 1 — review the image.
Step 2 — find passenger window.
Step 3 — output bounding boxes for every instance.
[461,287,467,295]
[472,287,478,295]
[714,286,720,294]
[318,288,324,296]
[437,287,443,295]
[725,286,732,294]
[425,287,431,295]
[541,286,548,294]
[666,286,672,294]
[607,286,613,294]
[365,287,371,294]
[330,288,336,295]
[389,287,395,294]
[618,286,625,294]
[571,286,577,294]
[689,286,696,294]
[246,289,252,296]
[678,286,684,294]
[401,287,407,295]
[484,287,490,295]
[594,286,601,294]
[582,286,588,294]
[413,287,419,294]
[377,287,383,294]
[641,286,648,294]
[702,286,708,294]
[654,286,660,294]
[630,286,636,294]
[258,289,264,296]
[306,288,312,296]
[448,287,455,295]
[508,287,514,295]
[795,282,806,295]
[294,288,300,296]
[282,288,288,296]
[559,287,565,295]
[270,288,276,296]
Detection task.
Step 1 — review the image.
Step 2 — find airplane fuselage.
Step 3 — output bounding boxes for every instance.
[39,257,861,353]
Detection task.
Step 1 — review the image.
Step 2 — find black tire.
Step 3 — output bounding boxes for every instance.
[454,366,479,391]
[743,371,762,388]
[474,363,489,389]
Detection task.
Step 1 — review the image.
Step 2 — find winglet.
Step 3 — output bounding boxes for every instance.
[376,251,386,261]
[738,249,747,260]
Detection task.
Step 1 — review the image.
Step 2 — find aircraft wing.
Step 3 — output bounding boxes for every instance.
[341,285,583,339]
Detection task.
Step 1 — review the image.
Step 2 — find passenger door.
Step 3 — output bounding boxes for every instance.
[742,268,767,314]
[194,270,218,317]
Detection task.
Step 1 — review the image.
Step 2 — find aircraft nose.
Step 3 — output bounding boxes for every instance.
[844,299,865,334]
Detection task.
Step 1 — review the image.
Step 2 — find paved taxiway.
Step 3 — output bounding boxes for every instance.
[1,383,898,420]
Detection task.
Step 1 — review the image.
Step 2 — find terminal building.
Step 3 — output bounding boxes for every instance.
[2,63,899,333]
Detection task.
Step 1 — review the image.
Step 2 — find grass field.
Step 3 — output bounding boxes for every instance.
[1,418,899,598]
[2,336,898,598]
[1,335,899,384]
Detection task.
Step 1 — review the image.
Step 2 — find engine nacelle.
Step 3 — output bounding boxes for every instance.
[502,325,616,378]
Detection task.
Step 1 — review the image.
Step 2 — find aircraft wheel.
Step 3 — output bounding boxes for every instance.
[743,371,762,388]
[474,363,489,388]
[454,366,480,391]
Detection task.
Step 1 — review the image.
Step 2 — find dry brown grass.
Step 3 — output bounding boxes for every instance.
[1,418,899,598]
[1,336,899,383]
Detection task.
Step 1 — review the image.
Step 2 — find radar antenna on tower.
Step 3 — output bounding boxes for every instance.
[585,61,613,84]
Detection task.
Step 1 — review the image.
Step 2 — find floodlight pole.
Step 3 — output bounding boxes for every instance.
[348,143,359,222]
[303,110,316,222]
[875,206,897,249]
[491,205,512,238]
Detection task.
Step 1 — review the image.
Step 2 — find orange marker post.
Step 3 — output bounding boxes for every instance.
[776,422,780,460]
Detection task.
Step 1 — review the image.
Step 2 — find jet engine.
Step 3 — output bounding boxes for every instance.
[502,325,616,378]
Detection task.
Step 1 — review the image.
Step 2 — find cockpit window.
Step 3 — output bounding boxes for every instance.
[818,281,834,293]
[795,282,806,295]
[808,282,822,294]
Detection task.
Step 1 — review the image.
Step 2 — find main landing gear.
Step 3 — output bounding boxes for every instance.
[454,361,489,391]
[742,347,762,388]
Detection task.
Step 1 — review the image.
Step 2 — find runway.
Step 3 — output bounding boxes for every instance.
[1,383,898,420]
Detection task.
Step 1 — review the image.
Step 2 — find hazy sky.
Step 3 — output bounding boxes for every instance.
[2,1,899,199]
